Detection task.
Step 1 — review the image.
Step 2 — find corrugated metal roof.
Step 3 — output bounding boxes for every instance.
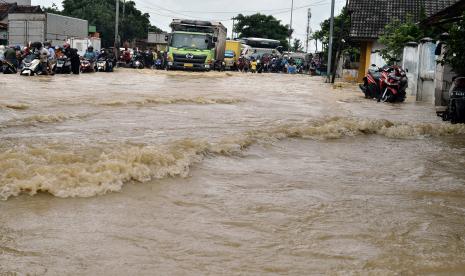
[348,0,460,40]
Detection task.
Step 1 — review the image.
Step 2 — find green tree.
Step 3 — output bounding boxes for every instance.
[292,39,303,52]
[49,0,161,47]
[314,7,352,82]
[233,13,292,50]
[149,25,164,34]
[43,3,61,14]
[441,13,465,75]
[378,16,424,64]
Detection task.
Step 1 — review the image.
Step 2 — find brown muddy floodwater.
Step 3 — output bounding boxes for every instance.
[1,69,465,275]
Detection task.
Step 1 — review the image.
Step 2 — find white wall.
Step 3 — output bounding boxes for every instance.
[8,13,46,46]
[402,44,419,96]
[370,41,387,68]
[46,13,88,42]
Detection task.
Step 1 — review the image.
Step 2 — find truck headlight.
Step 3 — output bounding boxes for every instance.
[205,64,210,69]
[168,62,173,66]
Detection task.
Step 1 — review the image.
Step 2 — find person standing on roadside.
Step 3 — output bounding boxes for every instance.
[250,57,257,73]
[63,43,80,74]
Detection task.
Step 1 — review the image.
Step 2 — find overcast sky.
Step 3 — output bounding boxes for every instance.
[32,0,345,52]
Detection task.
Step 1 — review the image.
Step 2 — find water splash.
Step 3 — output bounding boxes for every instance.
[1,117,464,200]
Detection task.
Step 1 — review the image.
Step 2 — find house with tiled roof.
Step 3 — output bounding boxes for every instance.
[348,0,460,82]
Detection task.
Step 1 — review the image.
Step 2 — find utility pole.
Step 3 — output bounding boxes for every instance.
[114,0,120,50]
[122,0,125,43]
[231,17,235,39]
[326,0,335,82]
[305,8,312,53]
[288,0,294,50]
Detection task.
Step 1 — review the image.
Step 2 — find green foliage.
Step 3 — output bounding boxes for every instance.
[47,0,162,47]
[312,7,351,57]
[443,13,465,75]
[233,13,292,49]
[378,16,424,64]
[312,8,350,49]
[292,39,303,52]
[149,25,164,34]
[43,3,61,14]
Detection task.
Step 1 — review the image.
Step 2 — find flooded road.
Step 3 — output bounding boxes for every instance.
[1,70,465,274]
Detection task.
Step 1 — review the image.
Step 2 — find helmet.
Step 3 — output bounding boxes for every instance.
[31,41,43,50]
[63,43,70,49]
[14,45,21,51]
[88,46,93,51]
[0,45,5,50]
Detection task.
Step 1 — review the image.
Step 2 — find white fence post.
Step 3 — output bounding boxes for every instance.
[402,42,419,96]
[417,38,437,103]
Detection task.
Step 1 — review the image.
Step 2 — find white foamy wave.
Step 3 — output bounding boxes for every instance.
[1,117,464,200]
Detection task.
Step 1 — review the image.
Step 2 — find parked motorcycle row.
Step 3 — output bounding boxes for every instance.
[359,64,408,103]
[117,48,158,70]
[0,42,115,76]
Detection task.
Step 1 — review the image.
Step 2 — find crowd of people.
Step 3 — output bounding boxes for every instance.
[0,42,116,75]
[237,53,305,74]
[1,42,325,75]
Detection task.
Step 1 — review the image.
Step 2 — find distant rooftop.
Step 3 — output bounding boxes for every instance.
[0,3,42,21]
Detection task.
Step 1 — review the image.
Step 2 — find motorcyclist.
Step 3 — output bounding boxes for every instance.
[21,47,30,60]
[98,48,108,59]
[63,42,80,74]
[44,42,55,73]
[45,42,55,60]
[122,48,131,64]
[55,46,64,59]
[4,45,19,69]
[38,44,50,74]
[84,46,97,61]
[144,49,153,68]
[98,48,113,71]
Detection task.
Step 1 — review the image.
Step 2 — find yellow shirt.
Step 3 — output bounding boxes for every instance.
[251,61,257,70]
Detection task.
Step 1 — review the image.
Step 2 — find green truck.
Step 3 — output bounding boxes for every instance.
[167,19,227,71]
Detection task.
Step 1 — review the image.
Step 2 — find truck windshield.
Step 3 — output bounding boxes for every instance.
[171,33,210,50]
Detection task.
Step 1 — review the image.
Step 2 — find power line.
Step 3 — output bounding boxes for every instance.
[138,0,332,22]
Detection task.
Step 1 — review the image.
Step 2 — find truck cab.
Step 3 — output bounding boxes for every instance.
[167,19,227,71]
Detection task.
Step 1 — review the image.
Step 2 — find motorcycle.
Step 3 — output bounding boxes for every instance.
[437,77,465,124]
[96,58,114,72]
[154,59,163,70]
[54,56,72,74]
[2,60,17,74]
[256,59,263,73]
[131,55,145,69]
[80,58,96,73]
[20,53,42,76]
[359,65,408,103]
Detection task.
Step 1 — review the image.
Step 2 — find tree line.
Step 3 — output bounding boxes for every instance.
[44,0,163,47]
